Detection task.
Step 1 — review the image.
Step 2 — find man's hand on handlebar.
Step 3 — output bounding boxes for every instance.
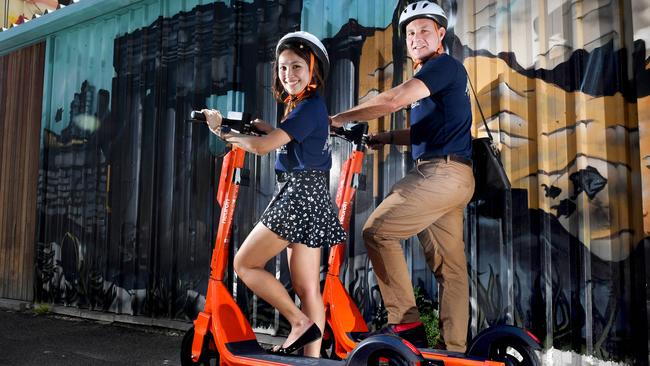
[367,132,390,150]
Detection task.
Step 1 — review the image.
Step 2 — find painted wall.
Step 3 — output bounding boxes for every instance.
[16,0,649,364]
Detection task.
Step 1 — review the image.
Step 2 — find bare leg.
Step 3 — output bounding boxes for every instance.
[287,244,324,357]
[233,223,314,349]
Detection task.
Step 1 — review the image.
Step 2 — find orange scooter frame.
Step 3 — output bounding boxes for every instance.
[324,123,541,366]
[181,112,436,366]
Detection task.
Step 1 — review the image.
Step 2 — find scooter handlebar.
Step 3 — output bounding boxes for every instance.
[189,110,206,122]
[188,110,266,135]
[188,110,239,126]
[331,122,369,149]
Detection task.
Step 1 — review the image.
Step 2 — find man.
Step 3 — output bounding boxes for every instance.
[330,1,474,352]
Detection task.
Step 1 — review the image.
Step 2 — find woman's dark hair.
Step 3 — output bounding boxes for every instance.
[272,41,326,103]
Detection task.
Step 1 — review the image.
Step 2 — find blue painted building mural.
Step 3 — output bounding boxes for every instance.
[0,0,649,364]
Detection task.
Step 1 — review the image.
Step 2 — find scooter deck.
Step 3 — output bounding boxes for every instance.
[226,340,343,366]
[344,334,499,365]
[419,348,496,364]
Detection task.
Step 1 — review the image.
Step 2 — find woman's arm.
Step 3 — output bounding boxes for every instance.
[330,77,430,127]
[222,128,291,156]
[251,118,275,134]
[201,109,288,155]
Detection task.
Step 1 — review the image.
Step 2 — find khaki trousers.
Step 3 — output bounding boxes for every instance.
[362,158,474,352]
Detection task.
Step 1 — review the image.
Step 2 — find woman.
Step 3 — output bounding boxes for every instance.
[201,31,345,357]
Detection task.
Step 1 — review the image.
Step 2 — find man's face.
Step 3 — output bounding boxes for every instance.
[405,18,446,63]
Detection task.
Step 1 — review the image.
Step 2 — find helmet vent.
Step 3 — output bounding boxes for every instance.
[422,3,429,8]
[411,4,417,10]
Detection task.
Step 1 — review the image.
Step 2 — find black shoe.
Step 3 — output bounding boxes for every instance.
[360,322,428,348]
[269,323,322,355]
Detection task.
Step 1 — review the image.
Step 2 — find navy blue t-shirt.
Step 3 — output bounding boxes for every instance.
[411,53,473,161]
[275,94,332,172]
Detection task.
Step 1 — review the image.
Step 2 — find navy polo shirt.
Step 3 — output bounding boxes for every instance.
[411,53,473,161]
[275,94,332,172]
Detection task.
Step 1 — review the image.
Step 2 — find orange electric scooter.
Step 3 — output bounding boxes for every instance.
[324,123,541,366]
[180,111,437,366]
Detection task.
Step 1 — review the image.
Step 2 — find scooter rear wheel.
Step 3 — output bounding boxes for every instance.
[366,350,412,366]
[488,341,540,366]
[181,326,219,366]
[320,325,341,360]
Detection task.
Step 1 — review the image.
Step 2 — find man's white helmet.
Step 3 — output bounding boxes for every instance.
[276,31,330,79]
[398,1,448,32]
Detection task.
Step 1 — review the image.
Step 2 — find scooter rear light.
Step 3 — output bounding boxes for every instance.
[401,339,421,356]
[526,329,540,344]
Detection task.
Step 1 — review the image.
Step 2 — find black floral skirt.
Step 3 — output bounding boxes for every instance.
[260,170,347,248]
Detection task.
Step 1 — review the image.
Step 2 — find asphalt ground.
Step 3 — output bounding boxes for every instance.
[0,308,183,366]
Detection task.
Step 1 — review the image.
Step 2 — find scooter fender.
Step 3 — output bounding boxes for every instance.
[344,334,423,366]
[191,312,211,362]
[466,324,541,358]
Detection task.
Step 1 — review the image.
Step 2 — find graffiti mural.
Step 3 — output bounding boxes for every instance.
[30,0,650,364]
[1,0,59,28]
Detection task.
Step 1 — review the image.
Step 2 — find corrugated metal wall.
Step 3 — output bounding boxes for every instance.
[0,42,45,301]
[455,2,649,364]
[0,0,647,364]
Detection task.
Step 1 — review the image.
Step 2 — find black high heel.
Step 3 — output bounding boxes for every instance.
[269,323,322,355]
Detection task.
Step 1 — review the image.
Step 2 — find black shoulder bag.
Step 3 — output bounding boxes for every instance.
[467,76,511,201]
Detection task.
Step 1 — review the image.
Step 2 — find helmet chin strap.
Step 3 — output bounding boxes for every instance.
[412,22,444,70]
[284,52,318,112]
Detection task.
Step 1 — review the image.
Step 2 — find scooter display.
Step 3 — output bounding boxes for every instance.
[180,111,435,366]
[325,123,542,366]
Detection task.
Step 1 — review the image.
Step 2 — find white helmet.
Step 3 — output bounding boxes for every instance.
[398,1,448,32]
[276,31,330,79]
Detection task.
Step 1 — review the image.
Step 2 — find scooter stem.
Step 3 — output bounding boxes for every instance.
[328,149,365,276]
[211,146,247,281]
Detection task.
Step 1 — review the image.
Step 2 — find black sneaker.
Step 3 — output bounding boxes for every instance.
[360,322,428,348]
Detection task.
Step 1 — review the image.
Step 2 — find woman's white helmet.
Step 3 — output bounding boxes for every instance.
[276,31,330,79]
[398,1,448,32]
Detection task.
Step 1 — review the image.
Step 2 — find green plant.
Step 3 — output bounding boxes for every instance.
[33,303,51,315]
[414,286,441,348]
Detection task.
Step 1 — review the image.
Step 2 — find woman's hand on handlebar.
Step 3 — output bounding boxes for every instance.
[200,109,223,135]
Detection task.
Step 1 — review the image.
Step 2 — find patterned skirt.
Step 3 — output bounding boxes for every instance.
[260,170,347,248]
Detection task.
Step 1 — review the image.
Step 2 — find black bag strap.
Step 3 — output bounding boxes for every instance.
[466,72,494,142]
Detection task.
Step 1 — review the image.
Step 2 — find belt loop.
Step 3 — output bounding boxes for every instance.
[446,155,450,163]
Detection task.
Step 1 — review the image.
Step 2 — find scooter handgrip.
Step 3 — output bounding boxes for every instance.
[190,110,206,121]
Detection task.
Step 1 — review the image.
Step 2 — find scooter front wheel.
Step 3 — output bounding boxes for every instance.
[181,326,219,366]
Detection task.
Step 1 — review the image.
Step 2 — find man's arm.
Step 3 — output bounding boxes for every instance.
[330,77,430,127]
[368,128,411,149]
